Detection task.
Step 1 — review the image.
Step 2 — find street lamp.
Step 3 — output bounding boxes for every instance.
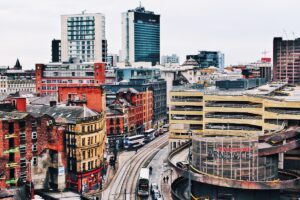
[187,129,192,200]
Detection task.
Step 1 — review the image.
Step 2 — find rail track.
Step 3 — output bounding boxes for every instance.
[103,134,169,200]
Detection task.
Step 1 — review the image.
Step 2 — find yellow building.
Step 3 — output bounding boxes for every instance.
[169,82,300,150]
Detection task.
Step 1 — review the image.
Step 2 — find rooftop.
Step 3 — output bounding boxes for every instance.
[27,104,99,124]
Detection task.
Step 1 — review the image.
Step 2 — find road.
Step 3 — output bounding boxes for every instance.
[102,133,169,200]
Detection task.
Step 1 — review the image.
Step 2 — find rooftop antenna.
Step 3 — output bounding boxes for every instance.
[139,0,142,8]
[82,9,87,15]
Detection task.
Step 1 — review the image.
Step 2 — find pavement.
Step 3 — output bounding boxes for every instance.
[147,145,173,200]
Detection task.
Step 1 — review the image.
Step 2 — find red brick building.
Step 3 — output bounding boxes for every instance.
[35,58,105,96]
[117,88,153,132]
[0,98,67,197]
[58,86,105,113]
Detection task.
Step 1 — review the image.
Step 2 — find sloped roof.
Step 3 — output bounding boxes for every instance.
[27,105,99,124]
[182,58,198,66]
[117,87,139,94]
[14,59,22,70]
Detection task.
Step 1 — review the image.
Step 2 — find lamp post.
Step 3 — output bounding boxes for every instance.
[187,129,192,200]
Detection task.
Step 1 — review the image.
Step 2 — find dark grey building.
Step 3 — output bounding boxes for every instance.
[51,39,61,62]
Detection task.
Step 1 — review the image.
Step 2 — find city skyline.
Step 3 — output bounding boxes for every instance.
[1,0,300,68]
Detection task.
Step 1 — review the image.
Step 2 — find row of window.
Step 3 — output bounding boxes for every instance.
[82,148,98,159]
[82,135,98,146]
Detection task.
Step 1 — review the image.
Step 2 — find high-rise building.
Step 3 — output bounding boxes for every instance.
[122,6,160,65]
[187,51,225,71]
[51,39,61,62]
[273,37,300,84]
[61,12,107,63]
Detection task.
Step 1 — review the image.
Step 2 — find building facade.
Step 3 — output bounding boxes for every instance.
[122,6,160,65]
[161,54,180,65]
[187,51,225,71]
[35,58,105,96]
[58,86,106,113]
[27,105,106,194]
[61,12,107,63]
[51,39,61,63]
[273,37,300,84]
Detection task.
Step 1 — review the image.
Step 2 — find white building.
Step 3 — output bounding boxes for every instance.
[161,54,180,65]
[0,75,36,94]
[61,12,107,63]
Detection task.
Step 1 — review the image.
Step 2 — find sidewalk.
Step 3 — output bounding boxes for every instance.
[161,180,172,200]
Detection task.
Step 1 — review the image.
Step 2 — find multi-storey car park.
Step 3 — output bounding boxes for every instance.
[168,79,300,200]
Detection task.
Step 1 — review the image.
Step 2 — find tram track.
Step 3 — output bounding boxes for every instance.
[104,134,169,200]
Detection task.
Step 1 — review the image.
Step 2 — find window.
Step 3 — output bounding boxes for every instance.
[32,144,37,152]
[110,119,114,125]
[88,137,91,145]
[82,151,86,159]
[82,138,85,146]
[88,150,91,158]
[33,157,37,166]
[32,132,37,139]
[20,145,26,154]
[116,118,120,125]
[82,163,86,171]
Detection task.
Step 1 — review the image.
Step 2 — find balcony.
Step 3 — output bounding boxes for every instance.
[3,147,19,154]
[6,162,18,168]
[4,134,17,139]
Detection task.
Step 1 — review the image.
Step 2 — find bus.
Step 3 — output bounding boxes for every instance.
[144,129,156,143]
[137,168,150,196]
[124,135,144,150]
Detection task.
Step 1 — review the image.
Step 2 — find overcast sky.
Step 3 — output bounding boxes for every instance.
[1,0,300,69]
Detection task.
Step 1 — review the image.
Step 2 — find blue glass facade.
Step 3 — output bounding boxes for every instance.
[134,16,160,65]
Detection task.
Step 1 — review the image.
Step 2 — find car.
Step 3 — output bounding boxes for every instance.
[176,161,189,170]
[151,183,159,195]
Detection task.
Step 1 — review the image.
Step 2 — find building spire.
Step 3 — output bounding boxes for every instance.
[14,58,22,70]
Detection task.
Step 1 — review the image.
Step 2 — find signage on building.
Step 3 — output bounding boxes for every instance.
[208,147,253,160]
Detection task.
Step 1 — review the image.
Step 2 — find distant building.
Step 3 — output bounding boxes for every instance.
[51,39,61,62]
[247,58,272,82]
[61,12,107,62]
[161,54,180,65]
[0,59,36,94]
[35,58,105,96]
[122,6,160,65]
[186,51,225,71]
[273,37,300,84]
[115,67,160,82]
[107,53,119,67]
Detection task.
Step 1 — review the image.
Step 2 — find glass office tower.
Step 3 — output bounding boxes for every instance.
[122,6,160,66]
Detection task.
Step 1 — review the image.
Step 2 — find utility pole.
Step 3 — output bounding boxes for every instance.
[188,129,192,200]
